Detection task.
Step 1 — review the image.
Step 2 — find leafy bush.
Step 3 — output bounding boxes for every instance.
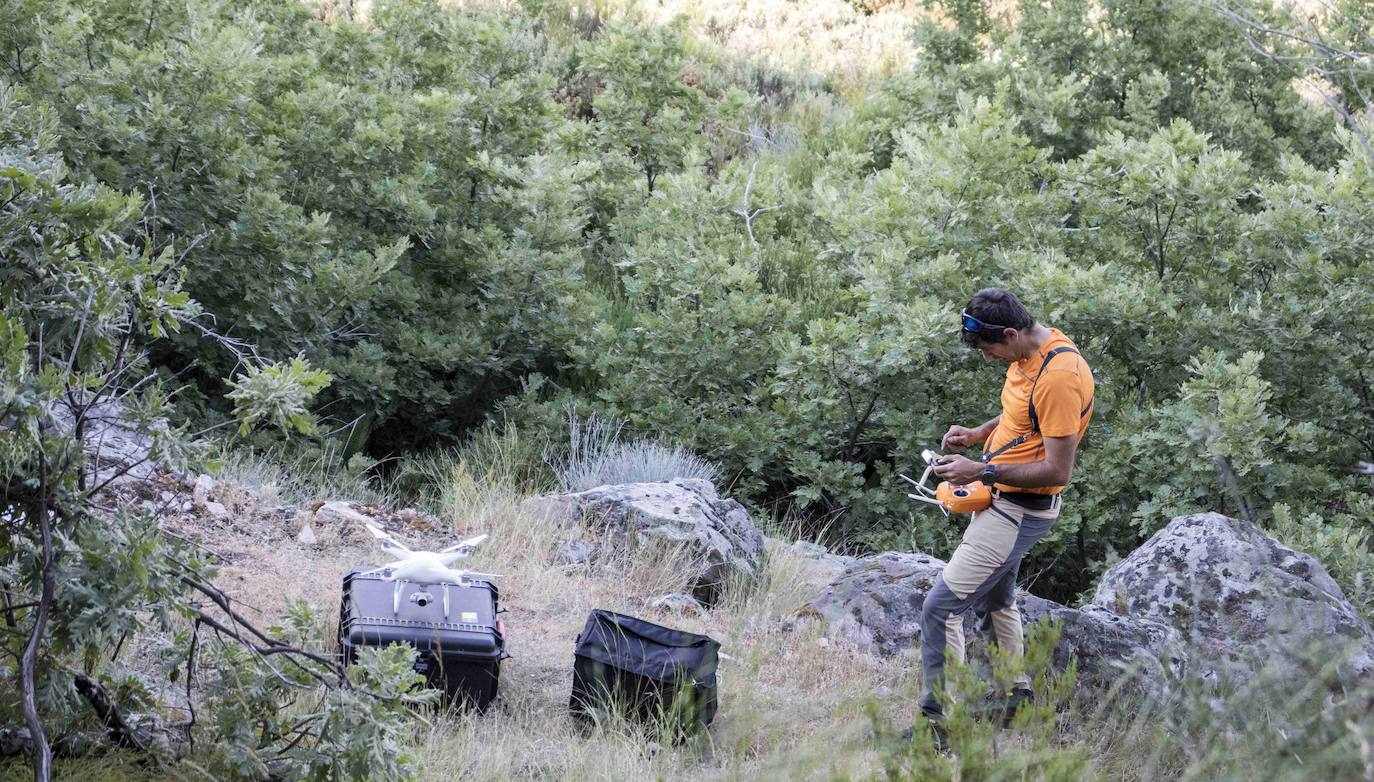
[6,0,1373,623]
[202,606,435,782]
[871,621,1091,781]
[0,78,423,781]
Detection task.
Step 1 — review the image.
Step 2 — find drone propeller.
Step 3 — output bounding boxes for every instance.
[360,522,412,558]
[448,570,501,582]
[438,533,488,557]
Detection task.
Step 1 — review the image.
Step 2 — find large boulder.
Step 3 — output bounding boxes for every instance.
[778,539,855,589]
[1017,595,1181,682]
[795,551,1176,683]
[795,512,1374,692]
[524,478,765,604]
[794,551,947,657]
[1091,512,1374,686]
[55,398,166,486]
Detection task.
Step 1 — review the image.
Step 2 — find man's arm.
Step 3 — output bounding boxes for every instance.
[989,434,1077,488]
[932,434,1078,487]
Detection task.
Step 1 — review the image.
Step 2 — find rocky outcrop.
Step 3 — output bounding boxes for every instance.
[795,512,1374,690]
[1090,512,1374,685]
[796,551,948,657]
[524,478,766,604]
[795,551,1177,683]
[55,399,167,486]
[1017,595,1181,682]
[783,539,855,588]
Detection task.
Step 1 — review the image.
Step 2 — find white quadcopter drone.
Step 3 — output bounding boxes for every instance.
[358,523,499,614]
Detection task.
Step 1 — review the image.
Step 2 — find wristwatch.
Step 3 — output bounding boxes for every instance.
[981,462,999,483]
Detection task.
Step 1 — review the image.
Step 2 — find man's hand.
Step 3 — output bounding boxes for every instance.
[941,416,998,450]
[940,425,977,450]
[932,454,984,484]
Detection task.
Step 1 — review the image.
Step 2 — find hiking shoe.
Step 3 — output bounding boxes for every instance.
[975,687,1034,728]
[898,718,951,755]
[926,718,951,755]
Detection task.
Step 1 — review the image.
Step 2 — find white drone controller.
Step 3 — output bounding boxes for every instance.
[899,449,947,511]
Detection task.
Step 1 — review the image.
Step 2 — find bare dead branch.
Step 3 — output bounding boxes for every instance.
[730,160,783,248]
[72,673,153,756]
[20,326,55,782]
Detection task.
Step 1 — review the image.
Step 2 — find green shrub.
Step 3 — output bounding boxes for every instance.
[7,0,1373,607]
[870,621,1092,781]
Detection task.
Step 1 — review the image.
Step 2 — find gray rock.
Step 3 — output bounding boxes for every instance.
[646,593,708,616]
[526,479,765,604]
[191,474,229,519]
[1091,512,1374,685]
[796,551,1178,685]
[54,399,168,487]
[296,524,318,546]
[796,513,1374,694]
[192,474,216,506]
[782,539,855,587]
[795,551,949,657]
[556,539,598,566]
[315,501,377,527]
[1018,595,1181,682]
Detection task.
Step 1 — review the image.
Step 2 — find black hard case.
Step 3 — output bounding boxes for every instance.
[338,568,504,709]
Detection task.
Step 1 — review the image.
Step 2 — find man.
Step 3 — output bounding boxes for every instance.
[916,287,1095,752]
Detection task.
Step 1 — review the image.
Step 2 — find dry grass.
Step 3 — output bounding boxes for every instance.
[78,447,1374,782]
[405,532,905,781]
[197,452,917,781]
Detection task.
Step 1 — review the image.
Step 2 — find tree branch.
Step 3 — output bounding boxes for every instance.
[72,674,152,756]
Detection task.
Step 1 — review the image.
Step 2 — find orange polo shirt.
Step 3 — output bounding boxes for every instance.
[983,328,1094,495]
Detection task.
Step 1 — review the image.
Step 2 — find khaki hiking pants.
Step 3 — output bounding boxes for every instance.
[917,494,1061,718]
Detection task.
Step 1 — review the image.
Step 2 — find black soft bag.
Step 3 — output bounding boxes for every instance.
[338,569,504,709]
[569,609,719,737]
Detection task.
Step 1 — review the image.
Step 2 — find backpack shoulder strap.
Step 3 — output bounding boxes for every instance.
[982,346,1093,463]
[1027,347,1079,434]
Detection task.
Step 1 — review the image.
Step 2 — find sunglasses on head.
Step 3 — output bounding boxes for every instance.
[960,309,1012,334]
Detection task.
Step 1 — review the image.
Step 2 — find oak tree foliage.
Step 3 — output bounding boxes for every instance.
[4,0,1374,776]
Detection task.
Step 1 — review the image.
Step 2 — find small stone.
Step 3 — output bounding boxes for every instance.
[192,474,216,506]
[647,593,707,616]
[181,500,193,512]
[296,525,318,546]
[316,501,377,527]
[817,636,830,648]
[557,539,598,566]
[203,501,229,520]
